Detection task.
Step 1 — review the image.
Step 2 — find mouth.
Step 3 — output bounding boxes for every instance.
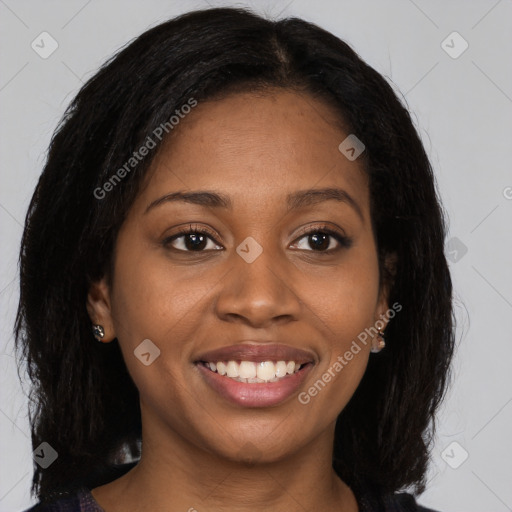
[194,343,315,407]
[198,359,308,383]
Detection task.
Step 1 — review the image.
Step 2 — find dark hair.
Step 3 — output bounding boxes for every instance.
[15,6,454,502]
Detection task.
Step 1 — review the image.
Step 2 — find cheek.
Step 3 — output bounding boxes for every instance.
[108,234,226,397]
[297,248,379,415]
[110,236,205,343]
[311,246,380,350]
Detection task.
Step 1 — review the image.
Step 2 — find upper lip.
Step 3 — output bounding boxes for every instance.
[195,343,316,364]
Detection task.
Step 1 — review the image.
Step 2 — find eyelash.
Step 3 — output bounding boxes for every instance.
[162,223,353,255]
[294,225,353,253]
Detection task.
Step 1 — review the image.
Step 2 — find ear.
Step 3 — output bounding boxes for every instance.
[374,251,397,330]
[86,277,116,343]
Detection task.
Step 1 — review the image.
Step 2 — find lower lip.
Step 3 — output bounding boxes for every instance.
[196,363,313,408]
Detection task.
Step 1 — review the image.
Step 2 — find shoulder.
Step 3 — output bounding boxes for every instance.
[356,484,439,512]
[22,493,80,512]
[21,461,138,512]
[383,492,439,512]
[22,488,103,512]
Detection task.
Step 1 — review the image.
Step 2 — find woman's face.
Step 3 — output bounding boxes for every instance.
[88,89,390,463]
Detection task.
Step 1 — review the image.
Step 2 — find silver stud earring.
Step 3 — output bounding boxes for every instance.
[371,328,386,353]
[92,324,105,342]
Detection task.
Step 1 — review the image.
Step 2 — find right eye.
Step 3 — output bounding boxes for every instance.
[162,224,223,252]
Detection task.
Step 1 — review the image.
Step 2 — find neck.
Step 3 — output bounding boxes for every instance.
[91,413,358,512]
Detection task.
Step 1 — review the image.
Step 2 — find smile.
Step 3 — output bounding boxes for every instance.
[200,360,305,383]
[194,343,315,407]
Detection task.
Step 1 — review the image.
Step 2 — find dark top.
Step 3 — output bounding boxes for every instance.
[23,463,438,512]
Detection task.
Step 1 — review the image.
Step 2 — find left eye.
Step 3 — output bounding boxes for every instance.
[292,229,351,253]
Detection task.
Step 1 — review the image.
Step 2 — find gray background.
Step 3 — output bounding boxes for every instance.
[1,0,511,510]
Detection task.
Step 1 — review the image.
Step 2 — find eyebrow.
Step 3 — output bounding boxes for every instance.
[286,187,363,221]
[145,190,231,213]
[144,187,363,220]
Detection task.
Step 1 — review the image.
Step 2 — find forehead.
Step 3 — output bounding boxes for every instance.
[135,90,369,219]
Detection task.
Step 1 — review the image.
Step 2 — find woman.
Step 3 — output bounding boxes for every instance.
[16,7,454,511]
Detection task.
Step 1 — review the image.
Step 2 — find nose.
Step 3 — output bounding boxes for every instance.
[214,245,302,328]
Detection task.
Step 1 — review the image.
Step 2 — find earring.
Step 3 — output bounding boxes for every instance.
[371,328,386,353]
[92,324,105,342]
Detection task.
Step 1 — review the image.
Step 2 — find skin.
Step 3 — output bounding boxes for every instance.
[87,89,392,512]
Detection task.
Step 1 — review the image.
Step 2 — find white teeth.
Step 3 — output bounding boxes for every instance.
[226,361,238,378]
[239,361,257,379]
[257,361,275,381]
[203,359,304,383]
[275,361,287,378]
[216,361,227,376]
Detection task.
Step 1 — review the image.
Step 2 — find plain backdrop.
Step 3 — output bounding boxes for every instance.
[1,1,511,511]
